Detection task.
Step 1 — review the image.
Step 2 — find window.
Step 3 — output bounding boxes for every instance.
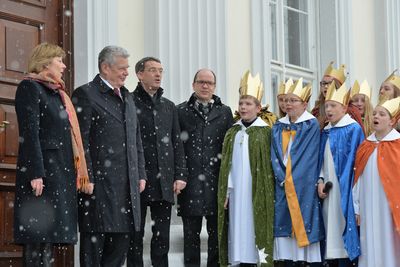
[266,0,317,114]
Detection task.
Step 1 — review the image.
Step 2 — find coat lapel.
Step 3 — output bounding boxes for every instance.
[206,105,222,122]
[91,75,124,123]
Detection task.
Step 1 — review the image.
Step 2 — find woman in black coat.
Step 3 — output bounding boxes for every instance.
[13,43,90,266]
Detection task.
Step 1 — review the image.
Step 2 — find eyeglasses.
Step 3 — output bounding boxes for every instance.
[144,67,164,74]
[320,81,332,87]
[195,80,215,86]
[284,98,302,104]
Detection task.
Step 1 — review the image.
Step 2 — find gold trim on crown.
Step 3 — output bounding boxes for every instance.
[379,96,400,118]
[239,70,264,101]
[350,80,371,99]
[325,82,350,105]
[384,70,400,90]
[278,78,293,96]
[287,78,312,102]
[324,61,346,85]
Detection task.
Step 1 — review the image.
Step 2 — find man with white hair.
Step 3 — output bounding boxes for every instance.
[72,46,146,267]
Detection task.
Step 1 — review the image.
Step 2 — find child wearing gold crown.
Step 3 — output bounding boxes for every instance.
[317,83,364,266]
[352,97,400,267]
[379,71,400,99]
[218,71,274,267]
[276,78,293,118]
[271,78,323,266]
[379,71,400,132]
[312,62,364,133]
[350,80,374,136]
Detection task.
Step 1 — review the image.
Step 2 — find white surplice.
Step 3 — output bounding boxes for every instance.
[353,129,400,267]
[227,117,267,266]
[320,114,356,259]
[273,111,321,262]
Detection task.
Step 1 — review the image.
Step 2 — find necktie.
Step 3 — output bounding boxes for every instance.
[113,88,122,100]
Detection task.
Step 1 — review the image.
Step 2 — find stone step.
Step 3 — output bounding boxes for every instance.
[141,207,209,266]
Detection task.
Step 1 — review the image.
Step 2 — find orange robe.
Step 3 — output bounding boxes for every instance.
[354,138,400,233]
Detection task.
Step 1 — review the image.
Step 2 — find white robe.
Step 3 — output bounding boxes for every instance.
[273,111,321,262]
[353,129,400,267]
[227,117,268,265]
[320,114,356,259]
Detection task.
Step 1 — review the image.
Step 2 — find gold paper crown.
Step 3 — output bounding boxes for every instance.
[384,70,400,90]
[324,61,346,85]
[287,78,312,102]
[278,78,293,95]
[239,70,264,101]
[325,82,350,105]
[350,80,371,99]
[379,96,400,118]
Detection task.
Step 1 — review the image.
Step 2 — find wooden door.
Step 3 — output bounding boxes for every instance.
[0,0,74,266]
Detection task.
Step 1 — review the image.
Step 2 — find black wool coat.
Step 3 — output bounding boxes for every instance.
[177,94,233,216]
[132,84,187,204]
[14,79,77,244]
[72,75,146,232]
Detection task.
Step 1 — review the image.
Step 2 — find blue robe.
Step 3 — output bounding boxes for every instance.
[271,115,324,245]
[319,121,364,260]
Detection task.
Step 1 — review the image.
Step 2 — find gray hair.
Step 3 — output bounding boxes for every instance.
[98,45,129,72]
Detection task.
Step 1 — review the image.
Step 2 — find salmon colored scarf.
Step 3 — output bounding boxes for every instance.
[25,72,90,191]
[354,138,400,233]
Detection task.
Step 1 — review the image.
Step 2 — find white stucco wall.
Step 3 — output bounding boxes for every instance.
[117,0,144,90]
[75,0,397,108]
[351,0,385,103]
[115,0,253,109]
[225,1,252,110]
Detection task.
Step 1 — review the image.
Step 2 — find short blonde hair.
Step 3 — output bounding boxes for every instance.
[28,43,65,73]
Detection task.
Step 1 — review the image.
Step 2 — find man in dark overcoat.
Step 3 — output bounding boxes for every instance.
[127,57,187,267]
[177,69,233,267]
[72,46,146,267]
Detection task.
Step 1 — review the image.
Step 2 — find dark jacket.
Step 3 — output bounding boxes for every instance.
[72,74,146,232]
[132,83,187,204]
[177,93,233,216]
[14,79,77,244]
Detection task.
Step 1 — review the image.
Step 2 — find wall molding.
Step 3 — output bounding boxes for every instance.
[144,0,228,103]
[385,0,400,71]
[74,0,118,88]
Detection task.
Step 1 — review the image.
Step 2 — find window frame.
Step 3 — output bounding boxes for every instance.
[257,0,319,114]
[251,0,354,114]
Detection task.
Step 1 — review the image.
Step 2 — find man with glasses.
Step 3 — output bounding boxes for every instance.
[177,69,233,267]
[128,57,187,267]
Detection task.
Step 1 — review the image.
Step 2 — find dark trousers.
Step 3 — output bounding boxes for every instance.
[275,260,322,267]
[324,258,357,267]
[80,232,130,267]
[182,215,219,267]
[23,243,53,267]
[127,200,172,267]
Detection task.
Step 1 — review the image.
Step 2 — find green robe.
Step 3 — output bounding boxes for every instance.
[217,124,275,267]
